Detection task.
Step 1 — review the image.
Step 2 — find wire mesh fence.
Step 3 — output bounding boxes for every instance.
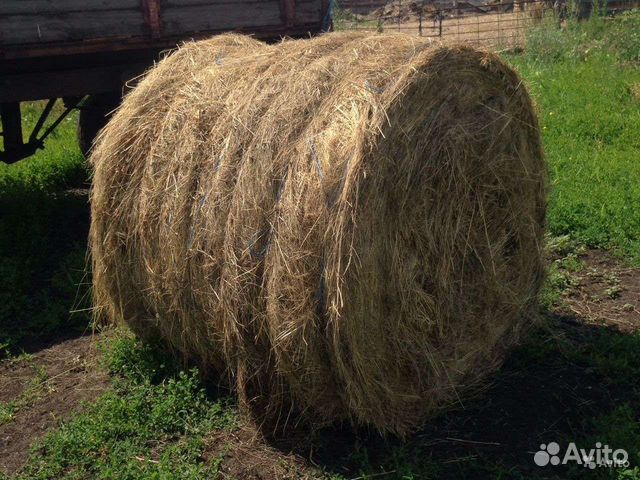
[334,0,640,47]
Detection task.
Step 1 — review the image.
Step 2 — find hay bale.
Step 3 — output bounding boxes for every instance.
[90,32,546,436]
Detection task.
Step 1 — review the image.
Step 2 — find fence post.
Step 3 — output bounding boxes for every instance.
[439,13,443,36]
[419,3,423,35]
[498,1,501,45]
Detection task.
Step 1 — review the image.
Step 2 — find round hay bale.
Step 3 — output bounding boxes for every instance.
[90,32,546,436]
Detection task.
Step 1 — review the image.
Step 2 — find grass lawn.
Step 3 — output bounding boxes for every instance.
[1,13,640,480]
[508,18,640,261]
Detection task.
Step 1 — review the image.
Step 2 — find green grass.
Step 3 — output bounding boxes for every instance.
[14,333,237,480]
[0,356,48,426]
[507,11,640,262]
[540,234,587,308]
[0,101,86,191]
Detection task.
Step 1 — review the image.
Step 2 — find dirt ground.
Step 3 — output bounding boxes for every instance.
[0,335,110,475]
[559,250,640,333]
[0,249,638,477]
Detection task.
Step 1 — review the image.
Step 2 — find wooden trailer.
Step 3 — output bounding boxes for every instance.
[0,0,331,162]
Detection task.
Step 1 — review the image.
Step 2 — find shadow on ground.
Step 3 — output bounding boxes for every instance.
[0,179,91,355]
[214,313,640,480]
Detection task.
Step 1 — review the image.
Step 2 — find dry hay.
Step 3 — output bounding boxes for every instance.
[90,32,547,436]
[528,0,551,20]
[368,0,436,22]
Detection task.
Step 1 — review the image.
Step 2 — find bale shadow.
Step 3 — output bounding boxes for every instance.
[0,179,91,356]
[269,312,640,479]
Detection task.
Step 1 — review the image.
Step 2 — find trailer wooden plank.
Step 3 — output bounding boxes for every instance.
[281,0,296,25]
[161,2,283,34]
[296,0,323,23]
[162,0,325,21]
[0,22,318,62]
[163,0,281,6]
[0,64,148,102]
[0,0,140,15]
[142,0,163,37]
[0,10,146,46]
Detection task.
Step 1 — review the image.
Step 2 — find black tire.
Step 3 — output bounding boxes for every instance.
[78,93,121,158]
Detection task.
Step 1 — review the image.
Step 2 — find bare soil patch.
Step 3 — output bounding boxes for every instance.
[0,335,109,475]
[560,249,640,333]
[0,359,36,405]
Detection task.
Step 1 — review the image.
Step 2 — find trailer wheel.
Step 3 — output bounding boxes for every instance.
[78,93,121,157]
